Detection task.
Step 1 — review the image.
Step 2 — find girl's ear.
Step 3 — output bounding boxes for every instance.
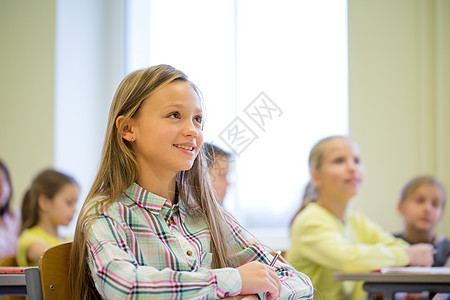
[116,115,134,142]
[397,201,404,215]
[37,194,51,212]
[311,169,321,189]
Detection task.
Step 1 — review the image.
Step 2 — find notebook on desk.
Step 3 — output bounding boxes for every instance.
[380,267,450,275]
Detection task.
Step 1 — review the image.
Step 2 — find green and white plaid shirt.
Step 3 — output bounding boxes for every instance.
[86,182,313,299]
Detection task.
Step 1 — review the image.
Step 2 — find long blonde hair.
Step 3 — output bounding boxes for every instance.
[68,65,241,299]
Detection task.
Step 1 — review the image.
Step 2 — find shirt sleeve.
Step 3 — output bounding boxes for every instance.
[223,213,314,300]
[86,215,242,300]
[289,209,409,272]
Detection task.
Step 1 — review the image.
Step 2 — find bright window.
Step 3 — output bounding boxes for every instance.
[126,0,348,247]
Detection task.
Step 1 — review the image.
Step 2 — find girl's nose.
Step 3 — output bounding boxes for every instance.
[182,121,199,138]
[347,160,356,171]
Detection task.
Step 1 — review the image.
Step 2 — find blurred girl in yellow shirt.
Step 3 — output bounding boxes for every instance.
[287,136,435,300]
[17,169,78,266]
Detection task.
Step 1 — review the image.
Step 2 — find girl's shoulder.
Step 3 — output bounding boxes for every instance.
[291,203,338,230]
[18,226,61,247]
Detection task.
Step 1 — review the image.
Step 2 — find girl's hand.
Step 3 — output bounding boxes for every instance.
[405,243,434,266]
[237,261,282,300]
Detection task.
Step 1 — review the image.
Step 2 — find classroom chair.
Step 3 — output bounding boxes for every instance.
[38,242,72,300]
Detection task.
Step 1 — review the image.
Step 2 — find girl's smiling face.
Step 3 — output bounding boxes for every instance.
[129,80,204,177]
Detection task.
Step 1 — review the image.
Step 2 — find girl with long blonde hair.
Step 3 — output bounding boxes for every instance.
[68,65,313,299]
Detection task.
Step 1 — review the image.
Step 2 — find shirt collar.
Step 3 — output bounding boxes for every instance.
[123,182,189,221]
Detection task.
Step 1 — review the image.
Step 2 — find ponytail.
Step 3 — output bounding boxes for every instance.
[290,180,317,227]
[20,188,40,233]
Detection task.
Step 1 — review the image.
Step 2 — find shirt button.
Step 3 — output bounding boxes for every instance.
[168,219,174,225]
[186,250,193,256]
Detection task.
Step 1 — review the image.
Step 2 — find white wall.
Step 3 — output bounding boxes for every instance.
[54,0,126,235]
[0,0,55,210]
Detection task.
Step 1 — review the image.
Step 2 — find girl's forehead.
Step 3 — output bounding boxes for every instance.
[324,139,359,156]
[142,81,202,110]
[412,183,446,198]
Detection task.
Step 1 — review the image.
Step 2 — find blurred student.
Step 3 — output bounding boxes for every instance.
[17,169,78,266]
[0,159,20,261]
[204,142,232,205]
[396,176,450,267]
[287,135,434,300]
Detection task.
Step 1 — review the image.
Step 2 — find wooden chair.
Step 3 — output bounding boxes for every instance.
[38,242,72,300]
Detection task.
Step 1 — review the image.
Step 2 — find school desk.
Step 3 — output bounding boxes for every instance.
[333,267,450,300]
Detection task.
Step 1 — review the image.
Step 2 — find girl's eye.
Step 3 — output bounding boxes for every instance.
[333,157,345,164]
[432,199,441,208]
[415,197,425,204]
[354,157,360,164]
[168,112,181,119]
[194,115,202,124]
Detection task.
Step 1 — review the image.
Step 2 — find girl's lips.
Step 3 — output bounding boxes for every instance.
[173,144,195,155]
[345,178,361,185]
[173,144,194,151]
[421,217,431,223]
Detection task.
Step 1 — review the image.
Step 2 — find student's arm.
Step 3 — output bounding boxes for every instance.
[86,215,242,300]
[289,211,410,272]
[17,230,48,266]
[353,212,409,248]
[26,242,47,264]
[224,213,314,300]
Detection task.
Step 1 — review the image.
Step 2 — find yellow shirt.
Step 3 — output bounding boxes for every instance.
[17,226,63,266]
[287,203,409,300]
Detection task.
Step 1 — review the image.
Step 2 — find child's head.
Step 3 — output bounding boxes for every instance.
[204,143,232,205]
[309,135,364,201]
[0,159,12,217]
[291,136,363,224]
[21,169,79,232]
[92,64,205,200]
[397,176,446,234]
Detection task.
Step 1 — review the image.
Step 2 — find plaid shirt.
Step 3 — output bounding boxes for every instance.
[86,182,313,299]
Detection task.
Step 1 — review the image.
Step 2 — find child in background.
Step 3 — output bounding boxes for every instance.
[204,142,232,205]
[0,159,20,261]
[17,169,78,266]
[396,176,450,267]
[68,65,313,300]
[287,135,434,300]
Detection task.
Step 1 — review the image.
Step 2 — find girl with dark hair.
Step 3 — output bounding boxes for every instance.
[17,169,78,266]
[0,159,20,261]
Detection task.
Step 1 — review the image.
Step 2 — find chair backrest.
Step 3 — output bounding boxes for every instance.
[38,242,72,300]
